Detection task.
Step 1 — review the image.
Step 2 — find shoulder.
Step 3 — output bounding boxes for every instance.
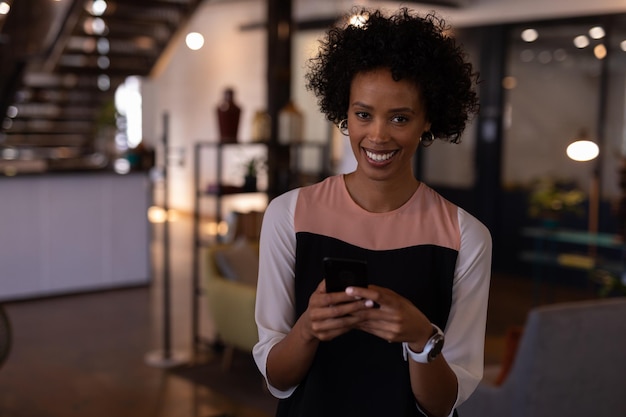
[261,188,300,236]
[266,187,300,214]
[458,208,492,247]
[418,183,459,214]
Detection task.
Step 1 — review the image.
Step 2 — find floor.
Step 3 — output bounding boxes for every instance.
[0,215,598,417]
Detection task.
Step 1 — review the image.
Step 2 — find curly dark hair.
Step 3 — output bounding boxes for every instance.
[305,7,479,144]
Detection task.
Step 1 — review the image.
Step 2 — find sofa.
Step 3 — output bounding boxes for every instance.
[458,296,626,417]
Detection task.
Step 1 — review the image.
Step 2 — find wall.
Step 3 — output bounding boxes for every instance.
[142,0,268,214]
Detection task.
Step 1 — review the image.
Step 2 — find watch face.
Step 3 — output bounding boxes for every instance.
[427,336,444,361]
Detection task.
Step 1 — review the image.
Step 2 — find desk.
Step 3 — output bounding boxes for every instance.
[520,227,624,304]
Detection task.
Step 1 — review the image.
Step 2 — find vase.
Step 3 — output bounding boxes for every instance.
[251,110,271,142]
[278,100,303,145]
[217,88,241,143]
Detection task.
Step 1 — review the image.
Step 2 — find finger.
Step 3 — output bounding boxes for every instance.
[309,298,370,321]
[354,319,399,342]
[346,286,384,308]
[346,285,381,300]
[319,289,366,307]
[310,313,364,341]
[309,288,349,309]
[311,313,362,331]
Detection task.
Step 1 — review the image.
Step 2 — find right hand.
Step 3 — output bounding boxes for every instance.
[301,280,375,342]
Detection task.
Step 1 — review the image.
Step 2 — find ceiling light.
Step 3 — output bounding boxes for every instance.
[92,17,107,35]
[594,44,607,60]
[114,158,131,175]
[573,35,589,48]
[97,74,110,91]
[567,129,599,162]
[567,140,599,161]
[521,28,538,42]
[0,2,10,15]
[588,26,605,40]
[83,17,108,35]
[621,40,626,52]
[520,49,534,62]
[91,0,107,16]
[97,56,110,69]
[349,13,369,28]
[6,106,17,118]
[185,32,204,50]
[537,50,552,64]
[97,37,110,54]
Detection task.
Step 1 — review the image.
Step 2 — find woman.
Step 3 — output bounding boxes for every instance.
[253,8,491,417]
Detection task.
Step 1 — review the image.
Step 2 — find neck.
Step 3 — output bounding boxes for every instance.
[344,172,420,213]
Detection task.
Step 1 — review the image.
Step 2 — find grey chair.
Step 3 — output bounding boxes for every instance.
[458,297,626,417]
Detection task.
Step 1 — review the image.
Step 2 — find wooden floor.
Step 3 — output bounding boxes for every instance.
[0,216,598,417]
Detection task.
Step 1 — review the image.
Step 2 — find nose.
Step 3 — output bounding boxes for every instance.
[367,119,389,144]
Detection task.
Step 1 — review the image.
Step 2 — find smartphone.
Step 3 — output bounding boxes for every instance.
[323,257,368,293]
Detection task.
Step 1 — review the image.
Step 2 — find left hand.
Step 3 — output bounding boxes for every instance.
[346,285,433,347]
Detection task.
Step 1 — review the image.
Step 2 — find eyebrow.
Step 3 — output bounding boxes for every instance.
[351,101,416,114]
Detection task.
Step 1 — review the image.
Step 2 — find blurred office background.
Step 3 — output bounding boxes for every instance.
[1,0,626,416]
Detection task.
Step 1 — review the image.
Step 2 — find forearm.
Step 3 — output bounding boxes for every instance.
[409,355,458,417]
[266,315,320,391]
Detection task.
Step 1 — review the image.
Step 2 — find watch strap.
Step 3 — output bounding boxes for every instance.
[402,324,445,364]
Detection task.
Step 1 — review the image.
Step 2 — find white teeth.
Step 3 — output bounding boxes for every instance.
[365,150,395,162]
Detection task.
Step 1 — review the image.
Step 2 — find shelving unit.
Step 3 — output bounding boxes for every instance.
[520,227,624,305]
[191,140,330,353]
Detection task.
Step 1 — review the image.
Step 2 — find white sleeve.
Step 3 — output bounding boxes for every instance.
[445,208,493,410]
[252,189,299,398]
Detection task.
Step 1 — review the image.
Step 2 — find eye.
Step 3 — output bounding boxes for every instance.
[355,111,370,120]
[391,115,409,123]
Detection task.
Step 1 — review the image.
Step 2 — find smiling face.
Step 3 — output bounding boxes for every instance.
[347,68,430,186]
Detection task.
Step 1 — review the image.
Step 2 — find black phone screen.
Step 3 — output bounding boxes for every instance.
[323,257,368,292]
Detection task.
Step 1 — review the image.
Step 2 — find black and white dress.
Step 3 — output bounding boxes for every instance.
[253,175,492,417]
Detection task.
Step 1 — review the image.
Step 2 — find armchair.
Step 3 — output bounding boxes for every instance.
[204,240,259,368]
[458,297,626,417]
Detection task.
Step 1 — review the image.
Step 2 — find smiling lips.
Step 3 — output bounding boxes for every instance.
[365,149,398,163]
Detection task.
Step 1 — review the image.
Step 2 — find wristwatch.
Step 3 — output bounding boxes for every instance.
[402,324,445,363]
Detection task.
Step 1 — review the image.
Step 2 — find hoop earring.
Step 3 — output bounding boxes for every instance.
[338,119,349,136]
[421,131,435,147]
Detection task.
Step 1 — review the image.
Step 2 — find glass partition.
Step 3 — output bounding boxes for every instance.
[503,15,626,203]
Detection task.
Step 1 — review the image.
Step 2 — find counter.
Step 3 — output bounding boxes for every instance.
[0,172,152,301]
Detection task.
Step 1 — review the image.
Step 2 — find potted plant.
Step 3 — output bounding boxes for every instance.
[527,176,586,227]
[590,269,626,297]
[242,157,265,192]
